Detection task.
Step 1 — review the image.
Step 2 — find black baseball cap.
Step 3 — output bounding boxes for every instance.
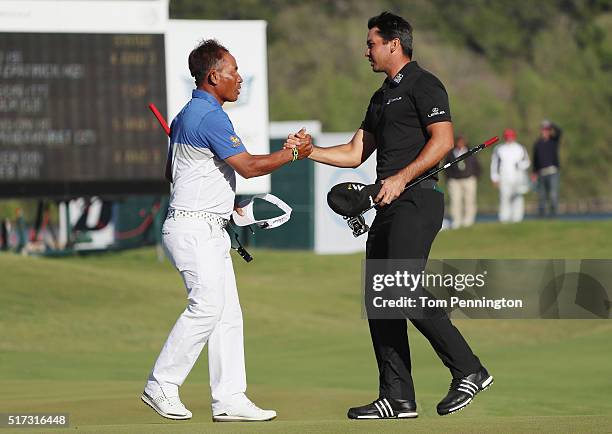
[327,182,382,217]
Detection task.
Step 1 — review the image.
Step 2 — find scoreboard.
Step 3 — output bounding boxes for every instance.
[0,0,270,198]
[0,32,168,197]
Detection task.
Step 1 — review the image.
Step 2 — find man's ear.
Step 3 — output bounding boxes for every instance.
[208,69,219,86]
[390,38,400,54]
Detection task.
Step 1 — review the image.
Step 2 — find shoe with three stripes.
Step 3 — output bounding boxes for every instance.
[347,397,418,419]
[436,367,494,416]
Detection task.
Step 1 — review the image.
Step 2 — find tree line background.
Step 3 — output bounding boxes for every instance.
[171,0,612,210]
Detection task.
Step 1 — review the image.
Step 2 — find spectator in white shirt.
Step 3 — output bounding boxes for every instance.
[491,129,530,222]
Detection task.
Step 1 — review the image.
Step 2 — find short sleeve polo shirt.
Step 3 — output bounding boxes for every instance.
[361,61,452,180]
[168,89,247,217]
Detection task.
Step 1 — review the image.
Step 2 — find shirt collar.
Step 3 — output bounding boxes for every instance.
[192,89,221,107]
[389,61,419,87]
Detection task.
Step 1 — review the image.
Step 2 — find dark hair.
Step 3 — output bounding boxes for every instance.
[188,39,229,86]
[368,12,413,58]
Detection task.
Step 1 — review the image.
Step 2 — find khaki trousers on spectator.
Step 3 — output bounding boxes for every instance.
[447,177,478,228]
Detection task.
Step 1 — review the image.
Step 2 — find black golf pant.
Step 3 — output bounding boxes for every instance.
[366,187,482,401]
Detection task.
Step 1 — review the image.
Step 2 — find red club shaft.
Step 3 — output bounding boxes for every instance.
[148,103,170,136]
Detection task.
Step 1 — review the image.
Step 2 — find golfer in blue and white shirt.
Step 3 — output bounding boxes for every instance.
[141,39,312,422]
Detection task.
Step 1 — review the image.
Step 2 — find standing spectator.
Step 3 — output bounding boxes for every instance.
[533,120,562,217]
[491,129,530,223]
[14,208,26,253]
[0,217,10,251]
[445,136,480,228]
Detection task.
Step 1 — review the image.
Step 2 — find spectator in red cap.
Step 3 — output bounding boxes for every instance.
[490,129,530,222]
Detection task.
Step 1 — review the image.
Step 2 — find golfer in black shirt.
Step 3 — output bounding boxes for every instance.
[306,12,493,419]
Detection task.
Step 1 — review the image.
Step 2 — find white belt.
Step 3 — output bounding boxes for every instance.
[166,208,229,228]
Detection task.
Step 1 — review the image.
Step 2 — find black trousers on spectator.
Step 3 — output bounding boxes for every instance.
[366,186,482,401]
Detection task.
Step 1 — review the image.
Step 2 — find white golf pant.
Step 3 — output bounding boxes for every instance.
[145,216,246,414]
[499,180,525,222]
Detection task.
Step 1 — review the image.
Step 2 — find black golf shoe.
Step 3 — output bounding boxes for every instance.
[437,367,494,415]
[347,397,418,419]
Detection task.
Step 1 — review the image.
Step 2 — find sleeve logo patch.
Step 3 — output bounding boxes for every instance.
[230,135,242,147]
[428,107,446,118]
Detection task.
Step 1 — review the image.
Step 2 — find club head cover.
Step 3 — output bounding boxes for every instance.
[232,193,292,229]
[327,182,382,217]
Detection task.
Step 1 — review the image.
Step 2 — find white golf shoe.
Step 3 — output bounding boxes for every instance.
[213,398,276,422]
[141,391,192,420]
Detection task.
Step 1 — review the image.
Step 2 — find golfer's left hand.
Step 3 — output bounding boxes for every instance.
[375,174,408,206]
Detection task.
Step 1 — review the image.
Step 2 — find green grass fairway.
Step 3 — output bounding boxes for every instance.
[1,220,611,433]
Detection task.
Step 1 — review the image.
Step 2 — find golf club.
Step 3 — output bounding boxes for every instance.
[346,136,499,237]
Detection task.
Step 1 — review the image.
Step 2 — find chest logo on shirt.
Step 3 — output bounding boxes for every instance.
[230,135,242,147]
[428,107,446,118]
[386,96,403,105]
